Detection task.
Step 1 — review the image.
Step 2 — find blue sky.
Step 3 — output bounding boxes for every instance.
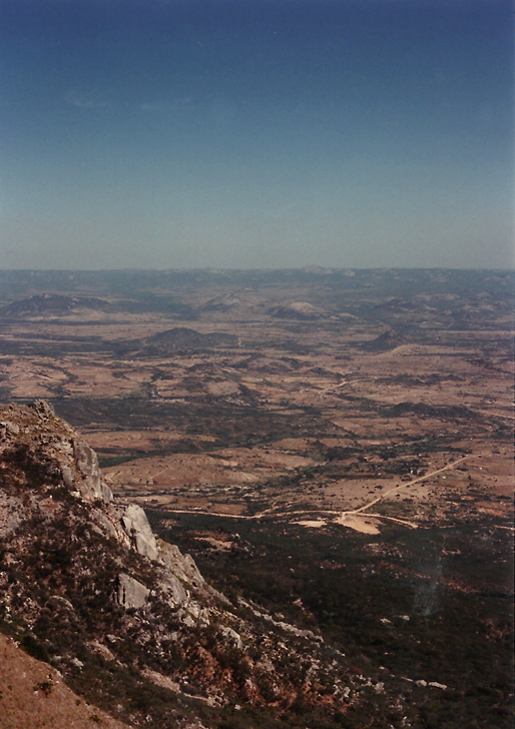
[1,0,513,269]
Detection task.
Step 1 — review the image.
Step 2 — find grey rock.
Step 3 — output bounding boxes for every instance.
[221,626,243,650]
[159,573,188,608]
[31,399,55,419]
[101,482,113,502]
[117,573,149,609]
[159,541,206,588]
[72,439,113,503]
[277,621,321,641]
[93,510,122,541]
[61,464,75,488]
[428,681,447,690]
[0,421,20,439]
[122,504,159,561]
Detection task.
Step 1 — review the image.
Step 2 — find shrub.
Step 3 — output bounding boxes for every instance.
[20,634,50,663]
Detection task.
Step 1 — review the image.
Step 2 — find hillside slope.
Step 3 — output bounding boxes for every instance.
[0,401,399,728]
[0,631,133,729]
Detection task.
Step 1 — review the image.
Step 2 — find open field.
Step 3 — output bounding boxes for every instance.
[0,268,513,727]
[0,269,512,533]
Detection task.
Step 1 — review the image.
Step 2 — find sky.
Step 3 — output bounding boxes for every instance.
[0,0,513,270]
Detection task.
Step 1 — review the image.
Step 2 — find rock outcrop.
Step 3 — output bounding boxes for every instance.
[72,438,113,503]
[117,573,150,610]
[121,504,159,561]
[0,400,217,621]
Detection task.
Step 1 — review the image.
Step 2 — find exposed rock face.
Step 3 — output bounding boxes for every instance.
[121,504,159,561]
[159,571,188,608]
[0,420,20,437]
[0,401,216,616]
[117,573,150,609]
[0,400,113,505]
[73,439,113,503]
[159,541,207,591]
[31,398,55,419]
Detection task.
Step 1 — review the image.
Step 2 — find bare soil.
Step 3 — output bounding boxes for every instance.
[0,633,132,729]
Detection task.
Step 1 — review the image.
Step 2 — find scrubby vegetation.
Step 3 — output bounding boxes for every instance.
[0,268,512,728]
[154,512,514,729]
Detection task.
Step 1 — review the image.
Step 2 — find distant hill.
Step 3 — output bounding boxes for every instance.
[1,293,111,316]
[361,328,404,352]
[145,327,238,350]
[270,301,325,320]
[200,293,242,312]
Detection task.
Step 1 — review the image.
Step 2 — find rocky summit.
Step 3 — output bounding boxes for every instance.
[0,401,402,729]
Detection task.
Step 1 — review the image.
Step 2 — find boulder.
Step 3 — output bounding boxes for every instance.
[73,439,113,503]
[159,573,188,608]
[61,464,75,489]
[117,573,149,610]
[30,399,55,419]
[159,541,206,588]
[121,504,159,561]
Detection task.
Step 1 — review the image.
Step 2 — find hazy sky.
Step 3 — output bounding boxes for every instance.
[1,0,513,270]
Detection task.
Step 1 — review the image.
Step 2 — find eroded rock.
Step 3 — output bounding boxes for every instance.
[0,421,20,439]
[30,399,55,419]
[121,504,159,561]
[73,439,113,503]
[117,573,149,609]
[159,541,206,589]
[159,572,188,608]
[0,400,357,720]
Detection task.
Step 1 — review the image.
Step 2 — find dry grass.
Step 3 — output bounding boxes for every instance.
[0,633,132,729]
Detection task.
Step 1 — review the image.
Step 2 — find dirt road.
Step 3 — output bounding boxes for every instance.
[339,455,473,520]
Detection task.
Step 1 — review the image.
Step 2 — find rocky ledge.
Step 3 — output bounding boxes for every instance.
[0,400,216,614]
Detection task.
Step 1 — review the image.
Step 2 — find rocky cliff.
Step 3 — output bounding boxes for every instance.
[0,401,373,729]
